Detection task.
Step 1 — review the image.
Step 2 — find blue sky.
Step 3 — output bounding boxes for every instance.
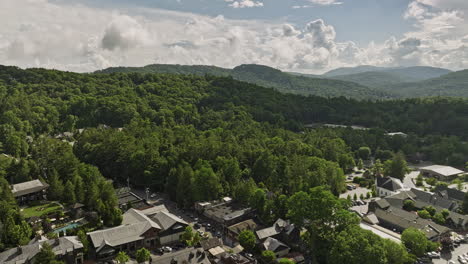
[78,0,414,44]
[1,0,467,73]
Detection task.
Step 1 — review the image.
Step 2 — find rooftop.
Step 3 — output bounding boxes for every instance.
[0,236,83,264]
[420,165,464,177]
[227,219,257,236]
[261,237,289,253]
[204,204,251,223]
[376,177,404,192]
[152,248,210,264]
[11,179,49,197]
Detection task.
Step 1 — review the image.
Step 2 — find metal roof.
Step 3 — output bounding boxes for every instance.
[420,165,464,177]
[11,180,49,197]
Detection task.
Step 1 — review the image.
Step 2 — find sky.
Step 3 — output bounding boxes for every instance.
[1,0,468,74]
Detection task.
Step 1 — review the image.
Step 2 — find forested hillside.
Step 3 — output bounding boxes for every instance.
[382,70,468,97]
[1,65,468,258]
[98,64,392,99]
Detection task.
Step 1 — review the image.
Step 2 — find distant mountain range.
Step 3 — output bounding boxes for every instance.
[97,64,468,99]
[97,64,392,100]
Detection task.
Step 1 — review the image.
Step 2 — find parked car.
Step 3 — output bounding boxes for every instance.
[154,248,164,255]
[162,246,172,253]
[194,223,201,229]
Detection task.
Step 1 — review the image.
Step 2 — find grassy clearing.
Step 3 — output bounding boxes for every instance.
[21,202,62,218]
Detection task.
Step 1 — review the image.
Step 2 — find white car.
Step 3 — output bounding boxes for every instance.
[162,246,172,253]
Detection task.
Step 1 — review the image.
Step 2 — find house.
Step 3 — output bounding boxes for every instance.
[150,211,189,245]
[367,205,451,241]
[203,204,252,227]
[260,237,290,258]
[380,189,468,230]
[225,219,257,246]
[0,236,84,264]
[420,165,465,181]
[375,176,404,197]
[434,185,466,203]
[88,210,161,260]
[200,237,223,251]
[152,248,211,264]
[116,188,150,210]
[214,253,257,264]
[11,179,49,204]
[255,219,300,246]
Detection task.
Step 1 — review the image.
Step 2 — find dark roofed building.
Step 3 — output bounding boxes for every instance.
[255,219,300,247]
[371,206,450,241]
[0,236,84,264]
[11,179,49,204]
[260,237,290,258]
[152,248,211,264]
[226,219,257,246]
[435,185,465,202]
[375,176,404,197]
[200,237,223,251]
[203,203,252,227]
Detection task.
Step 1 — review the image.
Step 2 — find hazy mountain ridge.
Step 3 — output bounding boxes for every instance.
[98,64,393,100]
[97,63,468,99]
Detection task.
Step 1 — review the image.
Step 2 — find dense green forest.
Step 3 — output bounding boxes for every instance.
[0,65,468,260]
[97,64,392,99]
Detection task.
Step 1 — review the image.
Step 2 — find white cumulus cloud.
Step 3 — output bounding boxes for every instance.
[225,0,264,8]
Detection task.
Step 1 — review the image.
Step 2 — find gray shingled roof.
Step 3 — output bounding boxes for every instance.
[227,219,257,236]
[0,236,82,264]
[11,180,49,197]
[122,208,161,229]
[88,222,154,248]
[374,207,450,240]
[262,237,289,253]
[376,177,403,192]
[151,211,188,231]
[435,185,465,201]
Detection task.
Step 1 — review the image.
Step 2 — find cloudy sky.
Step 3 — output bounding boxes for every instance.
[1,0,468,73]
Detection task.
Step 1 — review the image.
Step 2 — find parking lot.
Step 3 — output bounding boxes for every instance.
[433,243,468,264]
[339,185,372,200]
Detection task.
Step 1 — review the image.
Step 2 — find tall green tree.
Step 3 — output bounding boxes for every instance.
[384,152,409,181]
[401,227,428,257]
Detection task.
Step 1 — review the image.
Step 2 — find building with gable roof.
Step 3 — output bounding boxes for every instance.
[0,236,83,264]
[10,179,49,204]
[375,176,404,197]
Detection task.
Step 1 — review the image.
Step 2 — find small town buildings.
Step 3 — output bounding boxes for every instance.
[420,165,465,181]
[214,253,257,264]
[225,219,257,246]
[260,237,290,258]
[255,219,300,246]
[375,176,404,197]
[11,179,49,204]
[0,236,84,264]
[434,185,466,203]
[203,204,252,227]
[87,206,188,260]
[367,204,451,241]
[153,248,211,264]
[116,188,150,210]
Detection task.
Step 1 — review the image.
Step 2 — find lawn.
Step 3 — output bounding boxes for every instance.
[21,202,63,218]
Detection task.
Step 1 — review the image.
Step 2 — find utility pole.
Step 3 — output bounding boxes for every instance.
[145,187,149,201]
